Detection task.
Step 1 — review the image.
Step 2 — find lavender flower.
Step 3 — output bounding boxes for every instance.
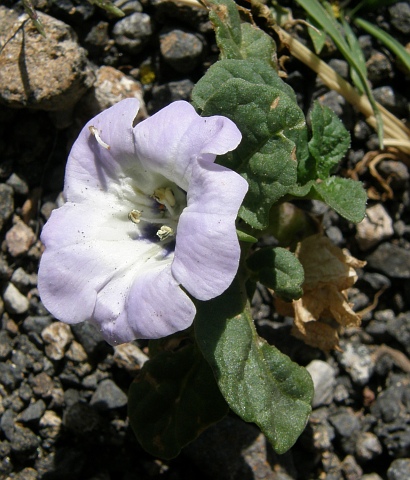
[38,99,248,345]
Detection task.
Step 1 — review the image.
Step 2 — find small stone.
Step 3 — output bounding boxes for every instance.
[17,400,46,424]
[367,243,410,279]
[41,322,73,361]
[366,52,393,83]
[389,2,410,34]
[113,342,148,372]
[306,360,336,408]
[362,475,383,480]
[6,173,29,195]
[373,87,409,118]
[63,402,103,435]
[11,267,37,290]
[10,426,40,460]
[378,160,409,190]
[65,341,88,363]
[114,0,143,15]
[90,379,128,411]
[356,204,393,250]
[0,9,95,110]
[30,372,54,399]
[40,201,56,221]
[9,467,38,480]
[387,458,410,480]
[317,90,354,130]
[0,362,23,390]
[22,315,53,335]
[149,79,194,113]
[341,455,362,480]
[39,410,62,440]
[112,13,153,54]
[160,29,203,73]
[337,342,373,386]
[0,331,13,361]
[386,313,410,356]
[355,432,383,462]
[71,322,111,358]
[0,183,14,231]
[2,282,29,315]
[329,408,361,455]
[361,273,391,290]
[5,218,36,257]
[78,65,147,124]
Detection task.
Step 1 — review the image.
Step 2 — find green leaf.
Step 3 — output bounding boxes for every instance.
[128,343,229,459]
[312,177,367,223]
[247,247,304,301]
[306,16,327,54]
[192,59,306,229]
[295,0,384,147]
[308,102,350,180]
[204,0,276,64]
[195,276,314,454]
[290,177,366,223]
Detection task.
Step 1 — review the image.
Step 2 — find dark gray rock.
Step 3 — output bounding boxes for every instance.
[373,87,410,118]
[29,372,54,399]
[316,90,355,130]
[160,29,203,73]
[362,273,391,290]
[0,362,23,390]
[389,2,410,34]
[0,331,13,360]
[63,402,104,435]
[0,183,13,231]
[10,426,40,461]
[371,385,403,423]
[90,379,127,411]
[0,409,16,440]
[17,399,46,424]
[367,243,410,279]
[341,454,362,480]
[149,79,194,113]
[71,322,111,358]
[386,313,410,356]
[329,408,361,455]
[366,52,393,83]
[22,316,53,335]
[388,458,410,480]
[112,13,153,54]
[18,382,33,403]
[378,160,409,190]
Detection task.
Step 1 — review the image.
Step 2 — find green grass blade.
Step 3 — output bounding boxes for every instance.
[295,0,384,147]
[354,17,410,73]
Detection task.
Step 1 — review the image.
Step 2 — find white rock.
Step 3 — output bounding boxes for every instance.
[356,204,393,250]
[2,282,29,314]
[306,360,336,408]
[42,322,74,361]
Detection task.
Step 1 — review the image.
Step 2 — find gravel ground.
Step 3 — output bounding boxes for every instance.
[0,0,410,479]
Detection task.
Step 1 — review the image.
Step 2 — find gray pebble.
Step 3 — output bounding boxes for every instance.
[11,267,37,290]
[389,2,410,34]
[373,86,409,118]
[2,282,29,315]
[10,426,40,460]
[113,13,153,54]
[160,29,203,73]
[71,322,110,358]
[5,173,28,195]
[22,316,53,335]
[0,184,14,231]
[367,243,410,279]
[63,402,103,435]
[386,313,410,356]
[17,400,46,424]
[149,79,194,112]
[366,52,393,83]
[355,432,383,462]
[90,379,127,411]
[387,458,410,480]
[0,362,24,390]
[0,331,13,361]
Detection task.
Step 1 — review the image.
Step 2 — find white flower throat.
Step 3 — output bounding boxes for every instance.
[128,186,186,244]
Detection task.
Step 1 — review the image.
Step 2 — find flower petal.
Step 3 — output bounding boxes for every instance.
[133,101,242,190]
[172,159,248,300]
[65,98,142,203]
[100,265,196,344]
[38,202,192,345]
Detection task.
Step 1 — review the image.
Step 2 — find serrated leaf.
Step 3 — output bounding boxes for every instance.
[192,59,306,229]
[195,276,314,454]
[313,177,367,223]
[128,343,229,459]
[308,102,350,180]
[247,247,304,301]
[204,0,276,64]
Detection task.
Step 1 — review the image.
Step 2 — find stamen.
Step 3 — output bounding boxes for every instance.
[156,225,174,241]
[128,209,142,224]
[153,187,176,215]
[89,126,110,150]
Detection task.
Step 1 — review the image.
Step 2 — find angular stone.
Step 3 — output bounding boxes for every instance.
[112,12,153,54]
[41,322,73,361]
[2,282,29,315]
[90,379,127,411]
[306,360,336,408]
[0,184,14,231]
[5,218,35,257]
[367,243,410,278]
[160,29,203,73]
[356,204,393,250]
[0,8,95,110]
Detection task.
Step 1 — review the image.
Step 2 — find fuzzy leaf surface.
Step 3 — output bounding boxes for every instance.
[195,276,314,454]
[128,343,229,459]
